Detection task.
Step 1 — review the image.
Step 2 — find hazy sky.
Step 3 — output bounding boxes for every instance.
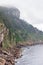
[0,0,43,31]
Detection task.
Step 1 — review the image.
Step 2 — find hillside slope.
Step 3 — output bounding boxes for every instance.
[0,6,43,47]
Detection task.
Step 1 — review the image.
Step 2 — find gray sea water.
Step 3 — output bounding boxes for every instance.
[15,45,43,65]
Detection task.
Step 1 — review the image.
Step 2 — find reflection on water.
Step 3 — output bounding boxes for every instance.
[15,45,43,65]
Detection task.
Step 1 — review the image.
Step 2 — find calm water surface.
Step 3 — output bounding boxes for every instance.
[15,45,43,65]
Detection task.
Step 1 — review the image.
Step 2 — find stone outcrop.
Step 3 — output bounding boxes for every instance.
[0,47,21,65]
[0,58,6,65]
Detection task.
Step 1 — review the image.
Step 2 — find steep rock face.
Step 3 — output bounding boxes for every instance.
[0,6,20,18]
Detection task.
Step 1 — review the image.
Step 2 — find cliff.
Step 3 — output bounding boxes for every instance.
[0,6,43,47]
[0,6,43,65]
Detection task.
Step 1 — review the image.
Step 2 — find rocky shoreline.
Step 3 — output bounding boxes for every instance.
[0,46,22,65]
[0,41,43,65]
